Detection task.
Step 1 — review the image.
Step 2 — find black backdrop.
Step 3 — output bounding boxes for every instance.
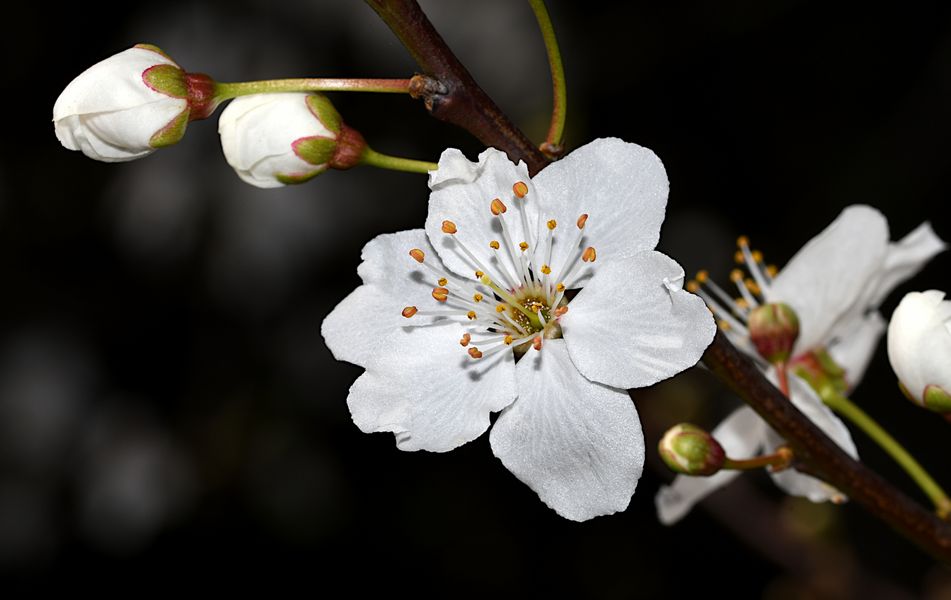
[3,1,951,595]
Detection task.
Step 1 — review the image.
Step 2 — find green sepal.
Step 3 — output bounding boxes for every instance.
[149,109,189,148]
[923,385,951,413]
[293,136,337,166]
[143,64,187,98]
[305,94,342,134]
[275,166,328,186]
[134,43,174,61]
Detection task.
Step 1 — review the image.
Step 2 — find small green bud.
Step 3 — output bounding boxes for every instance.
[748,302,800,364]
[658,423,725,476]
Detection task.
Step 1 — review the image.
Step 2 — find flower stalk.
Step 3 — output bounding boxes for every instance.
[723,447,794,472]
[215,77,414,99]
[527,0,567,157]
[360,148,437,173]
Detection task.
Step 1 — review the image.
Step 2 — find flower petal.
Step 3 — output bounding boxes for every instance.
[530,138,668,286]
[656,406,767,525]
[561,251,716,389]
[887,290,951,401]
[489,339,644,521]
[764,372,857,502]
[322,229,447,368]
[826,311,886,391]
[426,148,535,283]
[765,205,889,352]
[347,321,516,452]
[866,221,946,309]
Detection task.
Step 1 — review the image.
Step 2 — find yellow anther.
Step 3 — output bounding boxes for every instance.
[437,277,447,286]
[541,264,551,275]
[695,270,709,283]
[718,319,732,331]
[735,298,749,310]
[730,269,744,282]
[745,279,760,295]
[432,287,449,302]
[496,304,507,313]
[490,198,508,215]
[519,241,529,252]
[767,264,778,277]
[532,337,543,351]
[513,181,529,198]
[547,219,557,230]
[401,306,418,318]
[686,280,700,293]
[468,347,483,359]
[556,283,566,292]
[582,247,597,263]
[466,310,477,320]
[409,248,425,263]
[489,240,500,250]
[554,306,568,317]
[475,270,484,279]
[473,293,484,302]
[504,335,514,345]
[460,333,471,347]
[734,250,745,264]
[442,220,457,234]
[737,235,749,247]
[576,214,588,229]
[751,249,764,263]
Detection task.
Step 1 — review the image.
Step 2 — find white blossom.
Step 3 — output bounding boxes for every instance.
[887,290,951,411]
[322,138,716,521]
[53,45,191,162]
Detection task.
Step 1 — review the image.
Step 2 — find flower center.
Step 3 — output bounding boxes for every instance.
[401,180,594,360]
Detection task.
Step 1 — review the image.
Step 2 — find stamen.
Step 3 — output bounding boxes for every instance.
[736,236,771,295]
[504,335,514,345]
[582,247,597,262]
[490,198,507,215]
[519,242,529,252]
[473,293,484,302]
[475,270,484,278]
[442,220,457,234]
[496,207,531,285]
[468,347,483,359]
[460,333,471,347]
[402,306,418,318]
[532,337,543,351]
[577,214,588,229]
[731,268,759,308]
[409,248,425,263]
[489,240,500,250]
[547,220,557,230]
[552,214,589,286]
[697,270,747,319]
[438,277,447,286]
[432,287,449,302]
[513,181,529,198]
[554,306,568,317]
[540,265,551,275]
[466,310,477,320]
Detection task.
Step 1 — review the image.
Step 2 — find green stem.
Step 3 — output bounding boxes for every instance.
[216,78,413,99]
[360,148,437,174]
[724,447,793,471]
[824,391,951,519]
[527,0,567,154]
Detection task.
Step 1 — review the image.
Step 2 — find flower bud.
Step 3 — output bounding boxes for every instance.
[887,290,951,413]
[658,423,726,476]
[218,93,366,189]
[53,44,217,162]
[747,302,800,364]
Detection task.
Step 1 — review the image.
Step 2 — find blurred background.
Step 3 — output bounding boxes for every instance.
[3,0,951,595]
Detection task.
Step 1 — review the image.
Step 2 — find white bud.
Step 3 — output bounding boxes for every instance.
[218,93,360,189]
[887,290,951,413]
[52,45,192,162]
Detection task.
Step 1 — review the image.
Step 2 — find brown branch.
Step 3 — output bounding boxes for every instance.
[364,0,550,175]
[703,329,951,563]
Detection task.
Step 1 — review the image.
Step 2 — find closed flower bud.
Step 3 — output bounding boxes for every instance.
[658,423,726,476]
[53,44,217,162]
[748,302,800,364]
[218,92,366,189]
[887,290,951,413]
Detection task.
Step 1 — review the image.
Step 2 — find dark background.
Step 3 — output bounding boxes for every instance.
[3,0,951,596]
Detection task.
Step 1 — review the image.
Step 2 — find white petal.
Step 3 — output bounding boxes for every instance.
[765,205,889,352]
[347,322,516,452]
[826,311,886,390]
[656,406,768,525]
[322,229,447,369]
[887,290,951,402]
[561,251,716,389]
[218,93,334,188]
[426,147,535,282]
[531,138,668,286]
[490,340,644,521]
[52,47,179,117]
[867,222,947,308]
[764,372,857,502]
